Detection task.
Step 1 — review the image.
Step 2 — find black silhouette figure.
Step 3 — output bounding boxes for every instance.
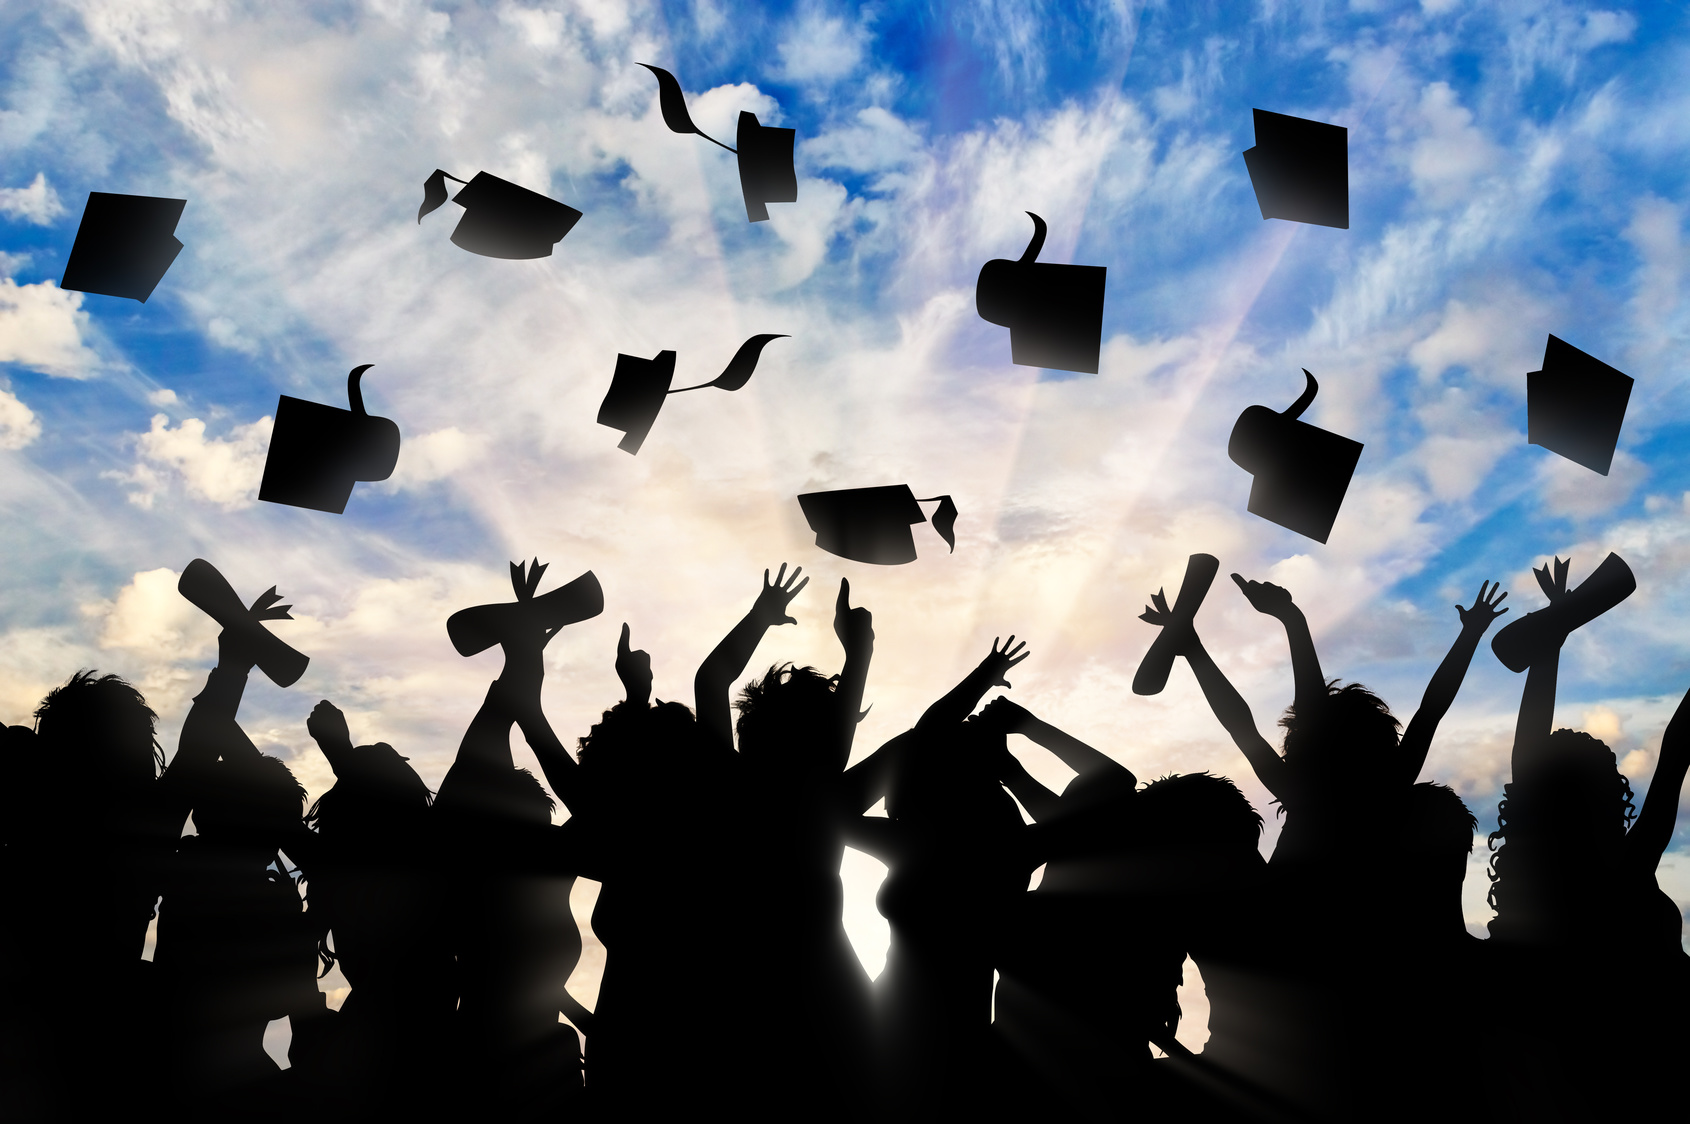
[640,64,797,222]
[1491,553,1635,672]
[1133,553,1218,695]
[153,576,332,1111]
[447,562,603,657]
[259,365,401,515]
[60,191,186,301]
[1140,567,1507,1120]
[1484,554,1688,1119]
[840,639,1032,1120]
[1228,369,1364,543]
[975,212,1107,374]
[596,334,786,454]
[1,672,175,1120]
[417,169,582,259]
[1242,109,1348,229]
[297,700,454,1119]
[432,559,593,1120]
[178,558,309,686]
[1526,335,1634,475]
[798,485,958,564]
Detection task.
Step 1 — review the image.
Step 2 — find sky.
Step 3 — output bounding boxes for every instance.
[3,0,1689,1049]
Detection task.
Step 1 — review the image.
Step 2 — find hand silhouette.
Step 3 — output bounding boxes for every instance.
[979,695,1034,734]
[1231,574,1296,618]
[1457,580,1509,630]
[980,636,1029,689]
[616,623,653,705]
[833,578,874,653]
[750,564,808,628]
[307,700,352,751]
[1533,556,1571,604]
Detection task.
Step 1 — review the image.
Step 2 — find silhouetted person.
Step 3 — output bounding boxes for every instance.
[151,615,332,1117]
[1,673,173,1120]
[842,640,1032,1120]
[1484,557,1690,1121]
[1142,574,1507,1120]
[432,560,589,1121]
[295,701,454,1118]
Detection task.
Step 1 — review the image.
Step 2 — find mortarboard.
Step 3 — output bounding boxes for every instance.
[641,64,798,223]
[1526,335,1633,475]
[60,192,186,302]
[976,212,1107,374]
[1242,109,1348,229]
[1491,553,1635,673]
[446,559,604,658]
[417,170,582,259]
[597,334,786,454]
[177,558,309,687]
[1228,370,1364,544]
[797,486,958,565]
[259,365,401,515]
[1132,553,1220,695]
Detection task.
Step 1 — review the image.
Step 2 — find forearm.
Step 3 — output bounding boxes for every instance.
[1400,625,1486,780]
[1000,758,1063,822]
[1626,687,1690,864]
[1276,608,1326,715]
[1513,651,1560,769]
[919,665,998,731]
[1020,715,1132,785]
[834,641,872,762]
[694,613,769,748]
[512,705,585,813]
[455,682,518,771]
[1184,640,1287,801]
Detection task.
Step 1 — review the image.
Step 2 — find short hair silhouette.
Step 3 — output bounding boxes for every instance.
[1490,554,1635,673]
[735,663,842,773]
[797,485,957,565]
[976,212,1107,374]
[417,169,582,258]
[259,365,401,514]
[1228,369,1364,543]
[34,669,163,780]
[191,751,309,842]
[597,335,786,454]
[60,191,186,302]
[177,558,309,687]
[1527,335,1633,475]
[1280,681,1401,769]
[640,64,797,222]
[1242,109,1348,229]
[445,560,603,658]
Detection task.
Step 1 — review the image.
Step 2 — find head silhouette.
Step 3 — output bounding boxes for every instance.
[1280,681,1401,786]
[887,717,1021,835]
[34,670,162,787]
[735,664,845,778]
[307,741,432,838]
[193,751,308,848]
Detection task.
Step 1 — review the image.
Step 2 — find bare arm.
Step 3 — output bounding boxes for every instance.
[981,696,1132,785]
[831,579,875,770]
[997,751,1064,822]
[1625,684,1690,868]
[916,636,1029,732]
[1399,581,1509,784]
[1512,561,1572,774]
[693,565,808,751]
[160,630,261,830]
[1233,575,1324,719]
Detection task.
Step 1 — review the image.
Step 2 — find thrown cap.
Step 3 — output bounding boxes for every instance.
[418,170,582,259]
[976,212,1106,374]
[1242,109,1348,229]
[1527,335,1633,476]
[798,486,958,565]
[737,112,797,223]
[1228,370,1363,544]
[60,192,186,302]
[259,365,401,515]
[597,351,676,455]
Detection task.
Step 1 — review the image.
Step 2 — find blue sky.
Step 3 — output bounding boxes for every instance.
[3,0,1689,1011]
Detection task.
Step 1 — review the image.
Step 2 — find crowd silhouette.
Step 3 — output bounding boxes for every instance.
[2,555,1686,1123]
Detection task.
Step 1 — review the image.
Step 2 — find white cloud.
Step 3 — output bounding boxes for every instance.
[388,425,483,489]
[0,278,101,378]
[94,566,218,662]
[776,8,871,85]
[110,412,273,510]
[1536,448,1646,519]
[0,386,41,450]
[0,173,65,225]
[206,315,261,354]
[1409,82,1500,206]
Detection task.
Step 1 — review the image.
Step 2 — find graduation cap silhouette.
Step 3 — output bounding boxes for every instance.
[1527,335,1633,476]
[976,212,1107,374]
[1491,553,1635,673]
[1228,370,1364,544]
[640,64,797,223]
[446,559,604,658]
[797,486,958,565]
[259,365,401,514]
[597,334,786,454]
[1242,109,1348,229]
[177,558,309,687]
[417,169,582,259]
[59,192,186,302]
[1133,553,1220,695]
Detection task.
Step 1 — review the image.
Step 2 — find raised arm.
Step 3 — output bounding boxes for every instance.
[1624,684,1690,869]
[981,696,1132,786]
[1398,581,1508,784]
[1233,575,1325,719]
[1142,589,1288,803]
[915,636,1029,732]
[694,565,808,751]
[1512,560,1571,773]
[159,605,276,828]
